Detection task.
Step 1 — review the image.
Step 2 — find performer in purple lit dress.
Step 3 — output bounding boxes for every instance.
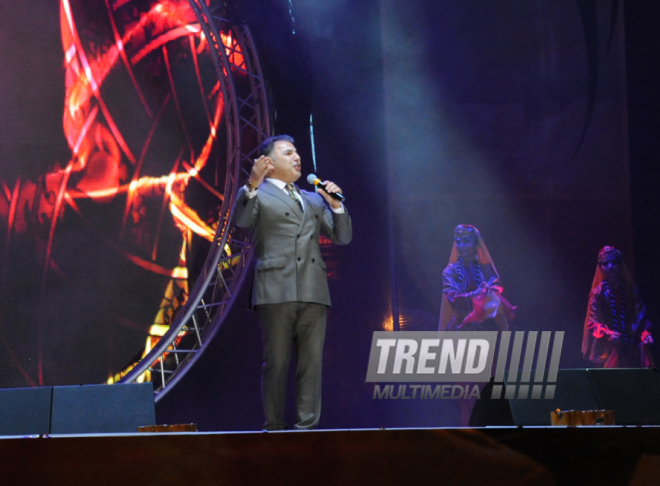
[439,225,515,332]
[438,225,516,426]
[582,246,654,368]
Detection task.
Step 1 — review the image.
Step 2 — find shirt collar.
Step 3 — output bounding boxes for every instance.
[266,178,296,191]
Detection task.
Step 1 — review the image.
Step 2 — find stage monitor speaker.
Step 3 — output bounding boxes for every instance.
[0,387,52,436]
[507,368,601,426]
[470,369,601,426]
[471,368,660,426]
[50,383,155,434]
[587,368,660,425]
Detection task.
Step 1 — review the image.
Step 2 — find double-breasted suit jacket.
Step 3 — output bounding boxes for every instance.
[231,180,352,307]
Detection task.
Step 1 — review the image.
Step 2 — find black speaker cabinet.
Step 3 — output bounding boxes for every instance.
[0,387,52,436]
[50,383,155,434]
[471,368,660,426]
[588,368,660,425]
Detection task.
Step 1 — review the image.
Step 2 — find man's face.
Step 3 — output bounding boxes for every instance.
[268,141,301,183]
[599,257,622,281]
[455,235,478,259]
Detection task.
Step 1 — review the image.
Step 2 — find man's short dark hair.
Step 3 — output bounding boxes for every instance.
[258,135,294,157]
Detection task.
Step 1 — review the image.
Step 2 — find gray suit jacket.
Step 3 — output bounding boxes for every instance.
[231,180,352,307]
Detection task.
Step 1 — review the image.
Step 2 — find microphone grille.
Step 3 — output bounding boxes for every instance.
[306,174,317,184]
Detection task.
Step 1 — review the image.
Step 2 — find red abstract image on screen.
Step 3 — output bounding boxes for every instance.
[0,0,241,387]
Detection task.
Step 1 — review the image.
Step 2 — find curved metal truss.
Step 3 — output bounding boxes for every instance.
[119,0,269,400]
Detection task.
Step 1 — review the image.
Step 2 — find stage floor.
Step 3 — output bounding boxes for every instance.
[1,426,659,485]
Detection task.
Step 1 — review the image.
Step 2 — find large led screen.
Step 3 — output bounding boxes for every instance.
[0,0,228,387]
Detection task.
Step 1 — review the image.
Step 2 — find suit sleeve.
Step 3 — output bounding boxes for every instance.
[231,187,258,228]
[320,202,352,245]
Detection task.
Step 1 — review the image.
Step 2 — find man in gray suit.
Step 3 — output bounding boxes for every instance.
[231,135,352,430]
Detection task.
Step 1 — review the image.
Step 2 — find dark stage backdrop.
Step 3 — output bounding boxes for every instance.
[377,0,632,426]
[383,1,631,353]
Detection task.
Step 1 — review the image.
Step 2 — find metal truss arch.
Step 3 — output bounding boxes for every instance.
[119,0,269,400]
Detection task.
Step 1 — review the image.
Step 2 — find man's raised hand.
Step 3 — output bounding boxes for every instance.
[248,155,274,188]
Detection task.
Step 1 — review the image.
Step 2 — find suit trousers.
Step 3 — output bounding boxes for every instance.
[258,302,327,430]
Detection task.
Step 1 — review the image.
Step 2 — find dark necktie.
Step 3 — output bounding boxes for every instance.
[286,183,303,211]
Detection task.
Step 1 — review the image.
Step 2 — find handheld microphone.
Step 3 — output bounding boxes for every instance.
[307,174,345,201]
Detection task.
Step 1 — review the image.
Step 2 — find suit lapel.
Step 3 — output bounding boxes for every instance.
[300,189,325,230]
[300,190,318,218]
[262,180,303,220]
